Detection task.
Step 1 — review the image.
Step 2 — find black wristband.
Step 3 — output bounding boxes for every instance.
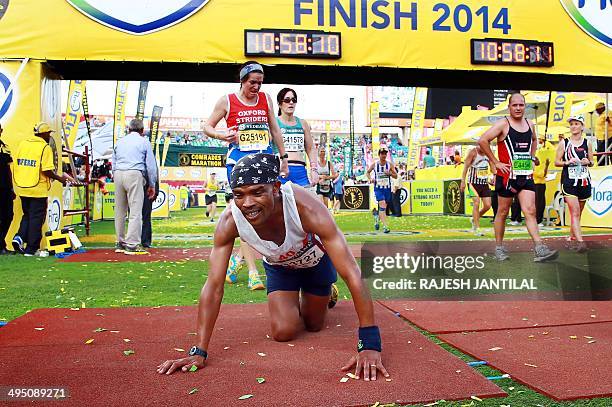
[357,326,382,352]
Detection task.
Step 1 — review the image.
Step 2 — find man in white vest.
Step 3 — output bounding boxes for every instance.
[157,153,389,382]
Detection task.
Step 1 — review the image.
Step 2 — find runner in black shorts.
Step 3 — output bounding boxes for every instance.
[555,115,593,253]
[478,92,558,262]
[461,145,494,236]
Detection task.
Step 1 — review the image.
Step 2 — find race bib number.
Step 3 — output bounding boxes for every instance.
[269,244,325,269]
[511,153,533,176]
[283,131,305,152]
[568,165,588,180]
[237,124,270,151]
[476,169,489,179]
[377,176,390,188]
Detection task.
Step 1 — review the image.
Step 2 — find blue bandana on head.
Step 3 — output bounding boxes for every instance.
[239,63,264,81]
[230,153,280,189]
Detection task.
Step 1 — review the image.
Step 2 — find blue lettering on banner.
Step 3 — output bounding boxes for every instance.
[295,0,417,30]
[294,1,511,34]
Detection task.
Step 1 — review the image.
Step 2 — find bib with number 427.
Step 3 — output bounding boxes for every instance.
[237,123,271,151]
[511,152,533,176]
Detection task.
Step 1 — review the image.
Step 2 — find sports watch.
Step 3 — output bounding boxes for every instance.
[189,346,208,359]
[280,153,289,160]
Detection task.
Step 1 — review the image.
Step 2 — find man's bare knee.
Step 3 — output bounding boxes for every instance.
[271,322,298,342]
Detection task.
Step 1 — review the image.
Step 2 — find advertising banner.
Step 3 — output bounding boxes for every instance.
[113,80,128,145]
[178,153,226,167]
[411,180,444,214]
[102,182,116,220]
[582,167,612,228]
[149,105,163,152]
[546,91,574,132]
[406,87,428,169]
[0,1,609,77]
[370,101,380,155]
[135,81,148,121]
[160,166,207,182]
[63,79,85,149]
[151,183,170,218]
[443,179,465,215]
[169,187,181,212]
[340,185,370,210]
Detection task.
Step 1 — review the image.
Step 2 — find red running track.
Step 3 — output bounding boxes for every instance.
[0,302,505,406]
[379,300,612,334]
[440,322,612,400]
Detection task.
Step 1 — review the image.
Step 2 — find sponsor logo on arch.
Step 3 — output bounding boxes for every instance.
[560,0,612,47]
[66,0,211,35]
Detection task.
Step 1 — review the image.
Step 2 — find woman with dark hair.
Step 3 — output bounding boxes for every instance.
[202,61,289,291]
[276,87,318,188]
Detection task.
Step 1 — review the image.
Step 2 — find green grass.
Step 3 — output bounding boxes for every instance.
[2,209,611,406]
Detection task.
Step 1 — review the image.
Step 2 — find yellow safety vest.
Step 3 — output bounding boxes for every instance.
[14,136,55,197]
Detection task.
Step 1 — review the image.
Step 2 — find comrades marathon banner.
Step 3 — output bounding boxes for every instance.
[0,1,609,77]
[179,153,226,167]
[149,105,163,151]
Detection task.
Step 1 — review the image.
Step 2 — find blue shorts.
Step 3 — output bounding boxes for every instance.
[263,254,338,297]
[280,163,309,187]
[374,187,392,203]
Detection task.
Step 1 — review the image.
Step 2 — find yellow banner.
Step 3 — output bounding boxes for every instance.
[582,167,612,228]
[0,1,609,76]
[410,180,444,214]
[370,102,380,156]
[179,153,225,167]
[64,80,86,149]
[546,91,574,133]
[160,136,171,170]
[152,183,170,219]
[169,187,181,212]
[407,87,428,169]
[113,81,128,145]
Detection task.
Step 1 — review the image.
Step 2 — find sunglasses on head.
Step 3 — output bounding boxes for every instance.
[282,97,297,103]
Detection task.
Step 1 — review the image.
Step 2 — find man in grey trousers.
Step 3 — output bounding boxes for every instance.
[112,119,157,255]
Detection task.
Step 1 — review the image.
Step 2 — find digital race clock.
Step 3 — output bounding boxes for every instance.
[245,29,341,59]
[471,39,554,67]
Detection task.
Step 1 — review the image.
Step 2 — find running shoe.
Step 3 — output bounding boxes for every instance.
[248,272,265,291]
[12,235,25,254]
[124,245,150,255]
[534,244,559,262]
[509,221,520,226]
[114,242,127,253]
[495,246,510,261]
[473,229,484,236]
[328,283,339,309]
[226,254,243,284]
[383,226,390,234]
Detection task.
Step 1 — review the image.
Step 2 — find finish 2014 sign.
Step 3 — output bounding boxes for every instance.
[66,0,210,35]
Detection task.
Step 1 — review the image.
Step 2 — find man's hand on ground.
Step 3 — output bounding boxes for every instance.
[157,355,206,375]
[341,350,389,381]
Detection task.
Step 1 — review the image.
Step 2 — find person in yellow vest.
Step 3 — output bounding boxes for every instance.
[12,122,73,256]
[179,184,189,211]
[533,134,555,226]
[204,173,219,222]
[594,102,611,166]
